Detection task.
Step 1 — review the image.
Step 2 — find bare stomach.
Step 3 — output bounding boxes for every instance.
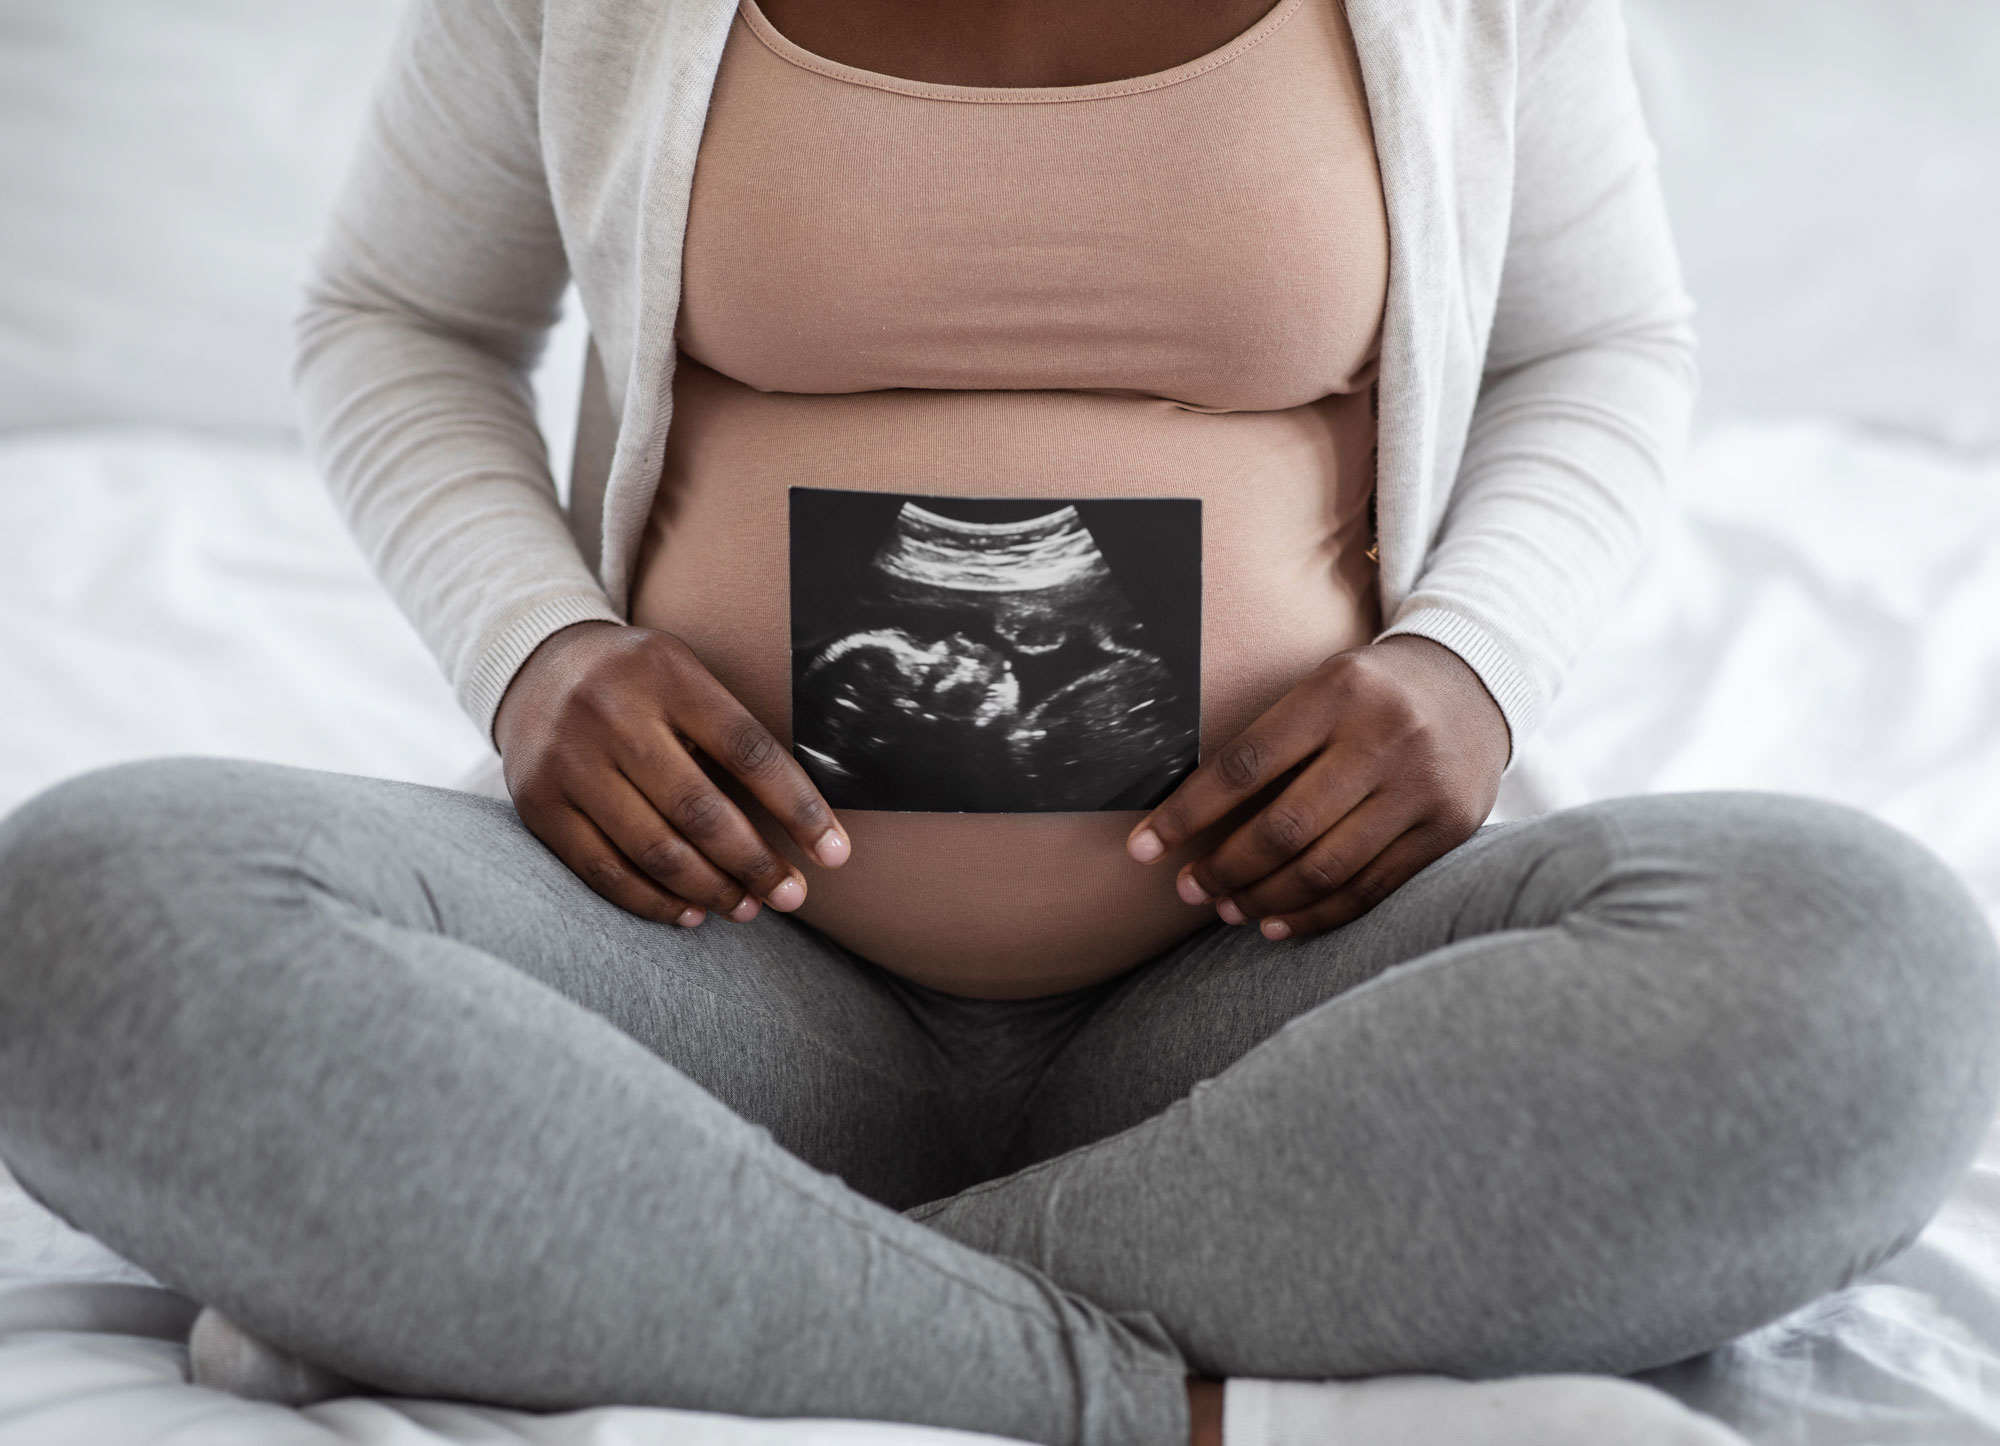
[629,356,1379,998]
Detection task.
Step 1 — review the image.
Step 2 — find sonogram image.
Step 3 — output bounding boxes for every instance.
[789,489,1201,813]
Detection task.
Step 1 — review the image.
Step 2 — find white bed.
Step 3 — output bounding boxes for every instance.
[3,1,1998,1442]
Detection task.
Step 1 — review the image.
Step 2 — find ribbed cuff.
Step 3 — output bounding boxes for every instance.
[460,592,627,743]
[1375,606,1539,767]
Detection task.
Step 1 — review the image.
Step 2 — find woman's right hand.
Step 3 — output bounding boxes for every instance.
[492,621,850,928]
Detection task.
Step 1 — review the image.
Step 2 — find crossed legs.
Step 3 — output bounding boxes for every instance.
[0,759,1993,1446]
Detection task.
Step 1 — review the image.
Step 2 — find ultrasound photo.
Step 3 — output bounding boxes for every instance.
[790,488,1201,813]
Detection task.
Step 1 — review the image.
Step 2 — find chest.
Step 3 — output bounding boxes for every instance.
[754,0,1285,88]
[677,0,1391,412]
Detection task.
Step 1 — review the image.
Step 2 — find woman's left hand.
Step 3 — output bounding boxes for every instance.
[1125,635,1511,941]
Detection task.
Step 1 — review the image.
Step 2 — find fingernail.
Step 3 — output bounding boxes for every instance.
[1261,918,1292,941]
[676,907,705,928]
[1128,828,1165,863]
[767,876,806,912]
[813,829,849,867]
[728,896,760,923]
[1177,872,1211,905]
[1216,898,1247,926]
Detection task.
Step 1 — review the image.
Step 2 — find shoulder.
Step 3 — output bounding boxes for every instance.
[1356,0,1617,99]
[1391,0,1618,72]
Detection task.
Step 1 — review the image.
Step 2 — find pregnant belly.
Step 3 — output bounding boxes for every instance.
[630,356,1379,998]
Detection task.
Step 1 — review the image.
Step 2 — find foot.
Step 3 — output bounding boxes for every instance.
[1220,1374,1749,1446]
[187,1306,358,1406]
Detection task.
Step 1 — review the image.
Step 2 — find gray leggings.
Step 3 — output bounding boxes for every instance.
[1,759,1997,1446]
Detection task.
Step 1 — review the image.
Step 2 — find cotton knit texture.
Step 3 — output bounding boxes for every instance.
[293,0,1697,754]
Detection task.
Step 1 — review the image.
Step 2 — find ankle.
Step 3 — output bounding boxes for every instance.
[1187,1378,1224,1446]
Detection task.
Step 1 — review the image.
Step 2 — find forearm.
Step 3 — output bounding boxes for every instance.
[296,280,621,736]
[293,0,621,739]
[1383,0,1698,758]
[1380,314,1697,754]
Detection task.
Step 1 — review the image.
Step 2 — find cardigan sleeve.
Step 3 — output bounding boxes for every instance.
[1377,0,1698,758]
[294,0,623,741]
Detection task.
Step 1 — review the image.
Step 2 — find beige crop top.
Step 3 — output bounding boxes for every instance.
[631,0,1391,997]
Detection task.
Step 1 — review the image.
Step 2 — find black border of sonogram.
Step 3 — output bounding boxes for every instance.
[787,486,1204,802]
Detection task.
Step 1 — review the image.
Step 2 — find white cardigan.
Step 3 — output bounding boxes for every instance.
[296,0,1696,758]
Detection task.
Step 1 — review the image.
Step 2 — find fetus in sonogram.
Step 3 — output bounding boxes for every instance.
[791,497,1200,813]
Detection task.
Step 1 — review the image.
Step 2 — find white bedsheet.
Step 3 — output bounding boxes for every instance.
[2,419,1998,1442]
[0,428,489,810]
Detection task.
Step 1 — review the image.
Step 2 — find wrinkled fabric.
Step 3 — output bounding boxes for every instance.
[3,764,1995,1445]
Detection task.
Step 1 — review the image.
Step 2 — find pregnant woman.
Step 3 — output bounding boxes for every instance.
[2,0,1998,1443]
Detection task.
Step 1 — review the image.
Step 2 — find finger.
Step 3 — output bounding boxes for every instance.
[612,730,808,913]
[1253,824,1447,941]
[1220,790,1415,921]
[1126,687,1329,865]
[1175,747,1381,907]
[570,767,752,921]
[540,804,706,928]
[662,662,850,869]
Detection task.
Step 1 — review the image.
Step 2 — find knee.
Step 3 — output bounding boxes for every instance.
[1,754,263,885]
[1636,793,2000,1248]
[0,758,293,1010]
[1706,793,1997,1085]
[1798,796,2000,1183]
[2,760,168,941]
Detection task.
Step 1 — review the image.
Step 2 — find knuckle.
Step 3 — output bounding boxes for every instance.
[1320,662,1363,708]
[670,662,721,713]
[1350,871,1392,913]
[648,629,693,665]
[1295,850,1344,897]
[1254,805,1310,856]
[1343,731,1395,774]
[1334,648,1381,691]
[573,669,626,718]
[723,720,782,778]
[642,636,699,694]
[508,769,559,817]
[670,786,729,837]
[1405,806,1453,849]
[634,834,693,883]
[1434,803,1482,843]
[626,735,685,783]
[578,855,629,899]
[1374,691,1423,738]
[1217,738,1264,791]
[1312,649,1359,688]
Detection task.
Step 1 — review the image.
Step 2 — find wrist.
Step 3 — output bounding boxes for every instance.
[494,619,625,757]
[1369,634,1510,777]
